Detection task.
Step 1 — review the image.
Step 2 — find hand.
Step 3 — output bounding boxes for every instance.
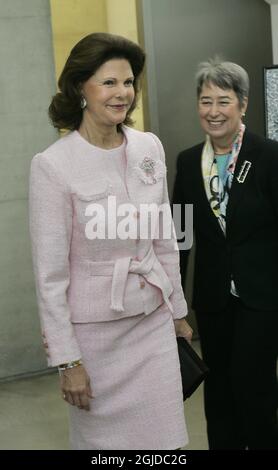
[174,318,193,343]
[60,365,93,411]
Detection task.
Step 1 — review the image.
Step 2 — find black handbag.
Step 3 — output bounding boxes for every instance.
[177,337,209,400]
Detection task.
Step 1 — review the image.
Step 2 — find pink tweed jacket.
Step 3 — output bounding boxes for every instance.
[29,126,187,366]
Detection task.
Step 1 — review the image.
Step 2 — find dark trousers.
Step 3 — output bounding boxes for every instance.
[196,295,278,449]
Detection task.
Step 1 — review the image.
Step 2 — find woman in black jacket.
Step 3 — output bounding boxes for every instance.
[172,58,278,449]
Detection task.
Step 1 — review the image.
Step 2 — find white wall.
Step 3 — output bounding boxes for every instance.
[265,0,278,62]
[0,0,57,380]
[142,0,272,193]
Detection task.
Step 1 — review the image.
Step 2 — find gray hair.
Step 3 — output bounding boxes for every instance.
[196,57,249,108]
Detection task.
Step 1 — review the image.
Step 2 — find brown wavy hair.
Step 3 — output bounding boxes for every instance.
[49,32,146,130]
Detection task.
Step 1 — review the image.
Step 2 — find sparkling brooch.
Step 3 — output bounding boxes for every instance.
[134,157,166,184]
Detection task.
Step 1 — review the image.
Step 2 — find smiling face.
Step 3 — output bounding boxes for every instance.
[198,82,248,150]
[81,58,135,129]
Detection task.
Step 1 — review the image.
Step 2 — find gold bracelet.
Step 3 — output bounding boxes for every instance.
[58,359,83,371]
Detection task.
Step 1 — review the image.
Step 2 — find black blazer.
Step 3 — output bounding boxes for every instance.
[172,130,278,312]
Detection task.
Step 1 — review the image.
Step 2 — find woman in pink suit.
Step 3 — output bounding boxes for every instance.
[29,32,192,450]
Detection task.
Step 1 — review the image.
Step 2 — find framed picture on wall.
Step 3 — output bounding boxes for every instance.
[264,65,278,141]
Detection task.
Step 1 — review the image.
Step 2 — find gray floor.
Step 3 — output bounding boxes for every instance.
[0,341,208,450]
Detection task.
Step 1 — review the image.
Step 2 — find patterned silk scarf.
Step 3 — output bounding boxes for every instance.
[201,123,245,234]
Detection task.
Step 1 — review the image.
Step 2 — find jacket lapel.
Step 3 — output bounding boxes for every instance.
[193,131,260,239]
[226,131,259,229]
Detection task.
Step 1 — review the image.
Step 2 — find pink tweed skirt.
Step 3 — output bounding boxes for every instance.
[69,303,188,450]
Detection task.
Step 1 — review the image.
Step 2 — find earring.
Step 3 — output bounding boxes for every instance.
[242,112,246,117]
[80,96,87,109]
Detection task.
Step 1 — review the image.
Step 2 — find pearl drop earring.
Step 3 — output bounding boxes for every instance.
[80,97,87,109]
